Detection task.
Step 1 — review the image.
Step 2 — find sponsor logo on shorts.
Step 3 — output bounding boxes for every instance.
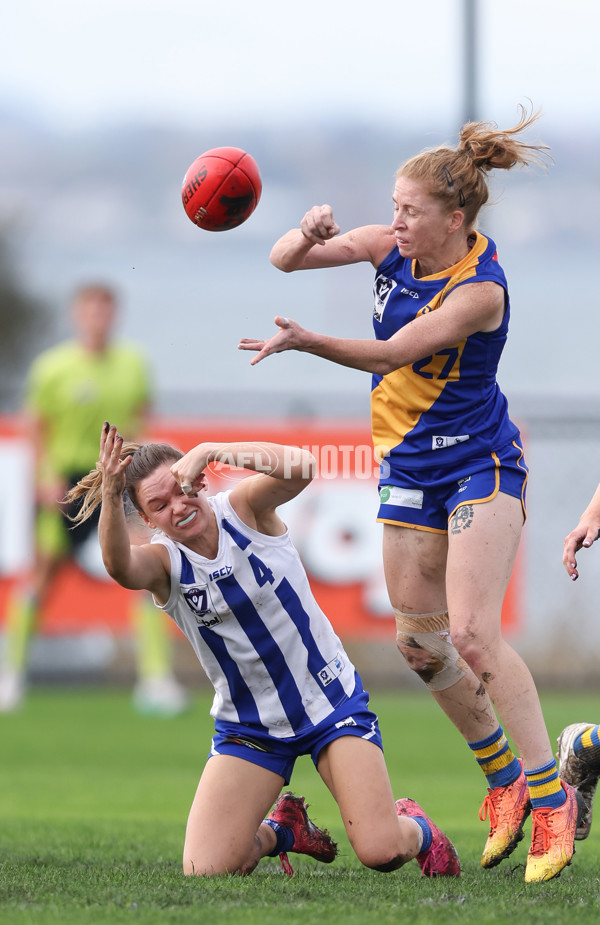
[335,716,358,729]
[379,486,424,509]
[432,434,470,450]
[457,476,472,493]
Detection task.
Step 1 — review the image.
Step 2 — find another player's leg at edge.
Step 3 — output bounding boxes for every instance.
[557,722,600,840]
[474,727,586,882]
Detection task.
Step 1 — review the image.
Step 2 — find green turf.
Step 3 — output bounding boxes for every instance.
[1,687,599,924]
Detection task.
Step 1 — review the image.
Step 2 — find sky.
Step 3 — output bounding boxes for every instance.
[2,0,599,132]
[1,0,600,413]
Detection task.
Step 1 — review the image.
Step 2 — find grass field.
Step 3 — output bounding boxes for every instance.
[1,687,599,924]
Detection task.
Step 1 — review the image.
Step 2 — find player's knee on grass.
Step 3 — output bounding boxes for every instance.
[352,839,413,872]
[348,824,416,872]
[183,855,258,877]
[364,851,410,873]
[183,831,263,877]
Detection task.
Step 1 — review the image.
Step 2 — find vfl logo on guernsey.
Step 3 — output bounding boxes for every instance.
[182,583,221,628]
[318,653,345,687]
[373,275,397,321]
[432,434,470,450]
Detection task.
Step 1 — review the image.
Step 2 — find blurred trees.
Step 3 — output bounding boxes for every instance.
[0,225,48,410]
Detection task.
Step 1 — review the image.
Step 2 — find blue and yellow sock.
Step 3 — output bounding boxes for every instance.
[525,760,566,810]
[468,726,522,789]
[574,725,600,763]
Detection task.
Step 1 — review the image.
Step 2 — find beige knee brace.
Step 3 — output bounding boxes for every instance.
[394,609,467,691]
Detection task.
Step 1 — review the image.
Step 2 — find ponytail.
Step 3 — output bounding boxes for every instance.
[397,103,551,228]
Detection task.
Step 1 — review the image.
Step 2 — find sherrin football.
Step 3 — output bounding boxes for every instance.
[181,147,262,231]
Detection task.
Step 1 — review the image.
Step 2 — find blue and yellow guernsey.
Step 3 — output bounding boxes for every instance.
[371,232,519,472]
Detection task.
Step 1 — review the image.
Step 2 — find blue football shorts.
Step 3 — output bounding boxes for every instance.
[377,439,528,534]
[209,688,382,783]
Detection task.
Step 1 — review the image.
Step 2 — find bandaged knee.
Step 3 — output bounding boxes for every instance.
[394,609,467,691]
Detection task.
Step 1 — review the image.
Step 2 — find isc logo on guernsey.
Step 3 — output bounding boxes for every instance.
[208,565,233,581]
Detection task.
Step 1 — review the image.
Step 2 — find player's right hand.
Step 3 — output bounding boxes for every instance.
[300,204,340,245]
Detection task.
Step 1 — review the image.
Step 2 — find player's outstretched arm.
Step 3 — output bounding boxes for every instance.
[240,280,504,370]
[563,481,600,580]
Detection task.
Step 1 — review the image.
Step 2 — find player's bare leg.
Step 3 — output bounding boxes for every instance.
[445,493,551,767]
[383,525,499,741]
[383,519,531,870]
[183,756,284,876]
[317,735,459,875]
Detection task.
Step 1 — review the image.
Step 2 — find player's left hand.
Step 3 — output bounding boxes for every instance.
[238,316,309,366]
[100,422,132,497]
[170,448,210,497]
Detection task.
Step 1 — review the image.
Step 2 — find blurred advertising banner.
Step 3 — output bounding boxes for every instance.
[0,416,521,639]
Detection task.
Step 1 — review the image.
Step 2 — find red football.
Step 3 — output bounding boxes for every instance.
[181,147,262,231]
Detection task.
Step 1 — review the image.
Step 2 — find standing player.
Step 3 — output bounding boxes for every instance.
[65,422,461,878]
[0,283,187,716]
[559,479,600,840]
[239,107,584,882]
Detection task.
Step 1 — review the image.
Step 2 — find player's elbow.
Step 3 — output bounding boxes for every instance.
[374,342,407,376]
[102,556,134,589]
[269,250,294,272]
[374,355,401,376]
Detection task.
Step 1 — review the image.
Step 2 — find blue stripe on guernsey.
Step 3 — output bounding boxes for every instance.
[220,518,346,708]
[195,622,268,732]
[221,517,251,550]
[216,573,309,734]
[275,576,346,707]
[152,492,360,738]
[179,548,194,583]
[178,548,267,731]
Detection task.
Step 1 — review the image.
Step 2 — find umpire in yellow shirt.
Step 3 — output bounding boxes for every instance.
[0,282,188,715]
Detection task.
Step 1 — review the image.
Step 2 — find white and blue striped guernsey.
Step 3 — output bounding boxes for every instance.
[151,491,362,738]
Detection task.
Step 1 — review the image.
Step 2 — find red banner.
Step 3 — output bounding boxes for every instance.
[0,417,521,639]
